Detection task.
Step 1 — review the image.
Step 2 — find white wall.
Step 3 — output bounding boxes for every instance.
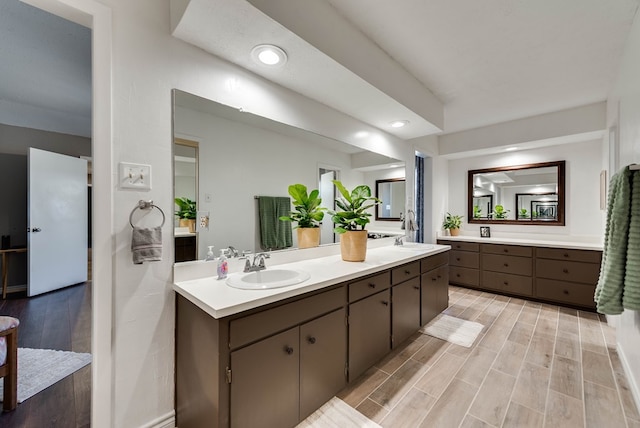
[608,8,640,414]
[175,106,364,255]
[444,139,604,240]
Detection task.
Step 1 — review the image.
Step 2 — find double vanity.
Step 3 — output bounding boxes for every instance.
[173,242,450,428]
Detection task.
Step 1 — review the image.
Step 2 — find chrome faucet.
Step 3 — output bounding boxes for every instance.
[394,236,404,246]
[243,252,270,272]
[227,246,240,258]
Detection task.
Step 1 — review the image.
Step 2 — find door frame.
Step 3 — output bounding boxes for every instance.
[23,0,113,426]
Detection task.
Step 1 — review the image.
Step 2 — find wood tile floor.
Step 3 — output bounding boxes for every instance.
[337,286,640,428]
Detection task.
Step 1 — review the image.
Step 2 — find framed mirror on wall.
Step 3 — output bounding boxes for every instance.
[375,178,405,221]
[468,160,565,226]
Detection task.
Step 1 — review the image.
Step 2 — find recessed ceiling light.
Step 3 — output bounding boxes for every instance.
[251,44,287,66]
[390,120,409,128]
[505,147,518,152]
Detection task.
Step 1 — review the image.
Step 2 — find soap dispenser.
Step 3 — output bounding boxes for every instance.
[205,246,215,261]
[217,249,229,280]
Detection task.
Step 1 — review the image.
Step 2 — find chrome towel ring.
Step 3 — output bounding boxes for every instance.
[129,200,165,228]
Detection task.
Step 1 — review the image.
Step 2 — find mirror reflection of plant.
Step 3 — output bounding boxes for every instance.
[519,208,529,219]
[492,204,510,219]
[174,197,197,219]
[279,184,326,228]
[473,205,483,219]
[330,180,381,234]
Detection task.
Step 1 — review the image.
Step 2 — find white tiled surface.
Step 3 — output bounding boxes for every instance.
[437,234,603,251]
[174,243,449,319]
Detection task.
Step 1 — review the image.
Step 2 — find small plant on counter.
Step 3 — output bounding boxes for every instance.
[279,184,326,228]
[442,212,463,232]
[518,208,530,219]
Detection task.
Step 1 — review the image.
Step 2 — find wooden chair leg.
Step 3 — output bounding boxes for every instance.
[2,327,18,412]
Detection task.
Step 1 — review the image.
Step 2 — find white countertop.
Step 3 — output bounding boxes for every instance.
[436,235,603,251]
[173,243,449,319]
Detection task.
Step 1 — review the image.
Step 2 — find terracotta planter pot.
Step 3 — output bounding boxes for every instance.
[179,218,196,233]
[340,230,368,262]
[449,228,460,236]
[297,227,320,249]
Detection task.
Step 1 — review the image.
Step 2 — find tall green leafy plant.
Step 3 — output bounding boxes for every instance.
[279,184,326,228]
[330,180,381,234]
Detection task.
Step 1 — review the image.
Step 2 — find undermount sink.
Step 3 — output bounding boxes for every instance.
[226,269,311,290]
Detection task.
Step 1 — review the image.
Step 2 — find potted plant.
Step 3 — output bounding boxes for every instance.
[518,208,530,219]
[492,204,509,219]
[442,212,463,236]
[330,180,381,262]
[279,184,326,249]
[175,197,197,233]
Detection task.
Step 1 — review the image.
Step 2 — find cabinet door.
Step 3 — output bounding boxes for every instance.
[230,327,299,428]
[300,308,347,420]
[422,265,448,325]
[349,289,391,381]
[392,277,421,348]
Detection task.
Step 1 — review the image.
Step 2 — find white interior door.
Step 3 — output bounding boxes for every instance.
[28,148,88,297]
[319,170,336,245]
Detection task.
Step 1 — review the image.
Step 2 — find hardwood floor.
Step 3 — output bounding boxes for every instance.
[0,282,91,428]
[338,286,640,428]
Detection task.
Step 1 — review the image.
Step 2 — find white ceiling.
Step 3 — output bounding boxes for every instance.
[173,0,639,137]
[1,0,638,142]
[0,0,91,137]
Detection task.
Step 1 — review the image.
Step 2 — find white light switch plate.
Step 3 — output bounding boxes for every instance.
[119,162,152,190]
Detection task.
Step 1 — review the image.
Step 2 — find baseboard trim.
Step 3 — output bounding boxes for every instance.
[617,343,640,419]
[140,410,175,428]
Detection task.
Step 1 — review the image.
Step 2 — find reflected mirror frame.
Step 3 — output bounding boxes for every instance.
[375,178,405,221]
[467,160,565,226]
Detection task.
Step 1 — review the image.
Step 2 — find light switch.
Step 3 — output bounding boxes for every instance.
[119,162,152,190]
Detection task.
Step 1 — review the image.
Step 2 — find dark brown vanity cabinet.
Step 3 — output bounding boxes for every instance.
[421,251,449,325]
[176,249,452,428]
[438,239,601,309]
[348,271,391,381]
[230,307,347,427]
[391,262,421,349]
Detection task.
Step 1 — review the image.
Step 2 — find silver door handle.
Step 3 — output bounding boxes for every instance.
[31,227,42,232]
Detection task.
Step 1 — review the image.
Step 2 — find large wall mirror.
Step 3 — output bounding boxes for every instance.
[375,178,405,221]
[468,160,565,226]
[172,89,405,262]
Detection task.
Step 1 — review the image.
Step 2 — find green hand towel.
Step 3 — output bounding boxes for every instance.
[258,196,292,250]
[595,167,631,314]
[623,169,640,310]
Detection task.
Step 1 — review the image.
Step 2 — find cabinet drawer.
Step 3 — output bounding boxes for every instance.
[536,278,596,308]
[483,254,532,276]
[391,261,421,285]
[482,243,532,257]
[450,250,480,269]
[536,247,602,264]
[421,251,448,272]
[535,259,600,284]
[230,287,346,349]
[450,266,479,286]
[482,271,533,297]
[349,271,391,302]
[438,240,479,252]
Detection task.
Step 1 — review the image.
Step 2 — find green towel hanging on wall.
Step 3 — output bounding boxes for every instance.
[258,196,293,250]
